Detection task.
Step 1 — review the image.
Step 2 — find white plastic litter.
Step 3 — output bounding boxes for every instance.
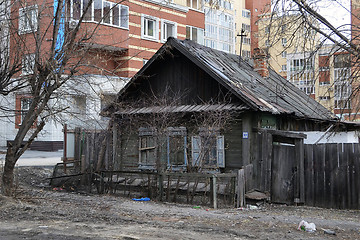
[297,220,316,233]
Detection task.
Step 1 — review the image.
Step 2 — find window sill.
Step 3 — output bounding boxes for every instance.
[161,36,177,43]
[188,7,204,13]
[18,29,37,35]
[141,36,159,43]
[79,20,129,31]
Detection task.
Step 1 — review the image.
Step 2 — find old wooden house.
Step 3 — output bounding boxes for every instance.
[102,37,356,204]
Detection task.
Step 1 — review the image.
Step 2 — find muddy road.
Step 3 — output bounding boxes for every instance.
[0,167,359,240]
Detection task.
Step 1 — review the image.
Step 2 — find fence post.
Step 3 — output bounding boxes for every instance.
[80,155,86,185]
[237,169,245,208]
[158,173,164,201]
[212,175,217,209]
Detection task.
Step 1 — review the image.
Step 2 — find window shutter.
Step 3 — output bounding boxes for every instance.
[217,135,225,168]
[191,136,201,166]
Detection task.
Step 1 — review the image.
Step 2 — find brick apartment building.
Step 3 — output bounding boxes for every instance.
[0,0,205,149]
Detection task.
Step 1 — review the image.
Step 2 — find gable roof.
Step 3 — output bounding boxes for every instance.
[116,37,336,121]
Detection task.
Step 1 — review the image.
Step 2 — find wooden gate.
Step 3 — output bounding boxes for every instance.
[271,144,296,204]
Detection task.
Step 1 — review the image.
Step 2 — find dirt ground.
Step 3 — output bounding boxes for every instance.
[0,167,359,240]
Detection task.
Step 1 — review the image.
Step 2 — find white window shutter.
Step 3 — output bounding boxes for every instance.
[191,136,201,166]
[217,135,225,168]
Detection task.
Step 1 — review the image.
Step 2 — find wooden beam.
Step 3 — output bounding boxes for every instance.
[253,128,307,139]
[212,176,217,209]
[237,169,245,208]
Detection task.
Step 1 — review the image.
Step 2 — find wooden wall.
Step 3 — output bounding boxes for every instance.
[122,49,239,105]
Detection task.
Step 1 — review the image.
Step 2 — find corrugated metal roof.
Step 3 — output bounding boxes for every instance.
[115,104,249,115]
[114,38,336,121]
[170,38,336,121]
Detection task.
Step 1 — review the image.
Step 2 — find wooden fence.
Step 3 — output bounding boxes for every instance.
[304,143,360,209]
[62,128,360,209]
[93,171,238,208]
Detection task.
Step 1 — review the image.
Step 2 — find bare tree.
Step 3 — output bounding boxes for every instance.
[259,0,359,120]
[109,86,235,173]
[0,0,126,195]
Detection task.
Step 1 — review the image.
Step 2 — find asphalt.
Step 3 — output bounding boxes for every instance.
[0,148,62,167]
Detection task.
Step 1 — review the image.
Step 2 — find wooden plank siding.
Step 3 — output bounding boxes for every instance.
[122,50,240,106]
[223,120,243,169]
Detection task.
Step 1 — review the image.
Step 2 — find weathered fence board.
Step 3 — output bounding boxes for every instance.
[65,127,360,210]
[304,143,360,209]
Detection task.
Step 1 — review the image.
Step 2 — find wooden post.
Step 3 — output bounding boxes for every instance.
[74,127,81,161]
[158,173,164,201]
[299,139,305,203]
[212,175,217,209]
[237,169,245,208]
[112,124,118,170]
[166,175,171,201]
[295,138,305,203]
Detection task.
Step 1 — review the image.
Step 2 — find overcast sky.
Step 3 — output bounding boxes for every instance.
[318,0,351,29]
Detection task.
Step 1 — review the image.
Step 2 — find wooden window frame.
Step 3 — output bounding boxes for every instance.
[191,129,225,168]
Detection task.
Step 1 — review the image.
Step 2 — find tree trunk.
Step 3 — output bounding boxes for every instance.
[2,149,17,196]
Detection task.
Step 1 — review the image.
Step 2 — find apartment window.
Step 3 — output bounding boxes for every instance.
[19,5,38,34]
[22,54,35,75]
[192,132,225,168]
[161,20,177,42]
[205,39,217,49]
[71,0,129,29]
[281,51,287,58]
[334,82,351,99]
[334,54,351,68]
[243,37,251,45]
[21,98,32,123]
[242,10,250,18]
[335,99,351,109]
[319,96,330,101]
[241,23,250,32]
[186,26,204,45]
[282,64,287,71]
[187,0,202,10]
[334,68,350,81]
[120,5,129,28]
[242,50,250,59]
[299,86,315,95]
[141,15,159,41]
[15,95,36,128]
[282,38,287,46]
[281,24,286,33]
[290,58,313,72]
